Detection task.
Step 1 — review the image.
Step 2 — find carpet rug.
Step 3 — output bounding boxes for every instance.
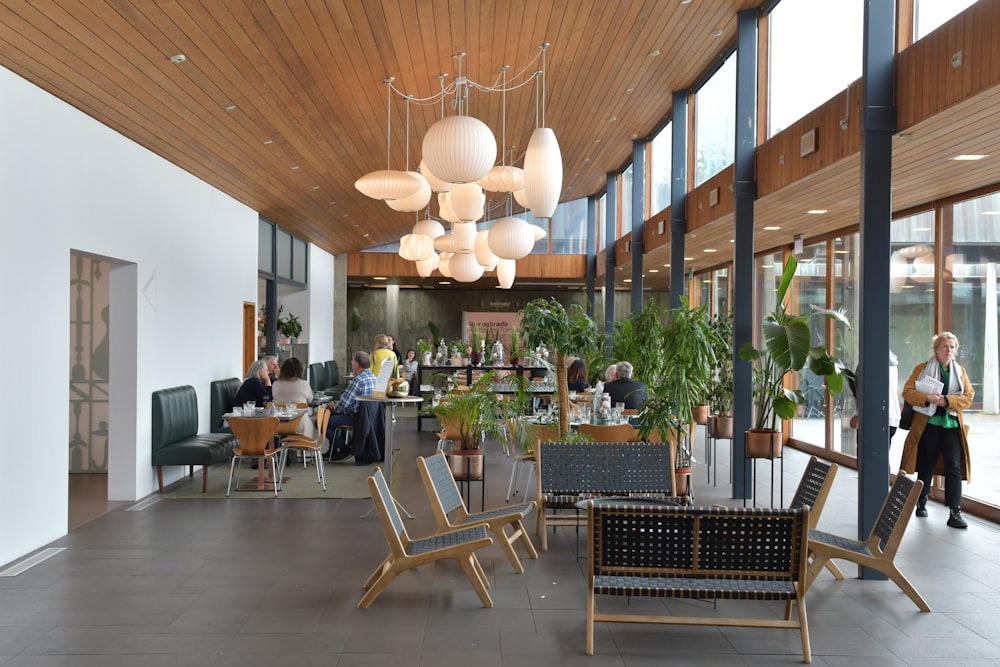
[161,456,380,499]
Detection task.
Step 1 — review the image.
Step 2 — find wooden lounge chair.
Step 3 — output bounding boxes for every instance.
[417,452,538,574]
[359,466,494,608]
[805,472,930,612]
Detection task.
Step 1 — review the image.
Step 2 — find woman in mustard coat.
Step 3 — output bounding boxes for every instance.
[900,332,974,529]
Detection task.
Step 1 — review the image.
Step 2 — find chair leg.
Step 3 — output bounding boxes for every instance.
[357,566,400,608]
[202,466,209,493]
[315,451,327,491]
[492,525,525,574]
[884,566,932,612]
[512,518,538,559]
[157,467,164,494]
[458,555,494,608]
[797,596,811,663]
[226,458,238,497]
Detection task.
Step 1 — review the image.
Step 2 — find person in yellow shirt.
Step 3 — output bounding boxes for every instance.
[372,333,399,379]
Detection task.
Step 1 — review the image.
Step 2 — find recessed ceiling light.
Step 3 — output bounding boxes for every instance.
[648,269,659,273]
[263,140,273,145]
[763,226,780,231]
[373,276,386,280]
[312,185,320,190]
[169,54,186,64]
[608,116,617,122]
[663,263,670,267]
[705,248,717,253]
[439,281,451,285]
[712,29,723,37]
[623,278,632,283]
[362,233,369,237]
[648,50,660,58]
[291,165,300,170]
[901,284,914,289]
[951,154,987,161]
[807,209,828,214]
[224,105,236,111]
[684,257,694,261]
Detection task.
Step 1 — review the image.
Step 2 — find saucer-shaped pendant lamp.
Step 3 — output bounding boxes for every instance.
[474,230,499,271]
[513,187,530,208]
[422,115,496,184]
[416,253,440,277]
[386,171,431,211]
[355,170,423,201]
[451,222,478,253]
[487,216,535,260]
[477,165,525,193]
[497,258,516,289]
[532,224,547,241]
[419,159,453,192]
[449,251,485,283]
[412,218,445,239]
[449,183,485,222]
[522,127,562,218]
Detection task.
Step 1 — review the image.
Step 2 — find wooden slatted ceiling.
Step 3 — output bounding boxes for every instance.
[0,0,760,257]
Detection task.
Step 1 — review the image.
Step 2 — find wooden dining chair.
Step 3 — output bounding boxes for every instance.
[804,472,930,611]
[417,452,538,573]
[278,405,329,491]
[227,416,284,497]
[576,422,638,442]
[360,466,494,608]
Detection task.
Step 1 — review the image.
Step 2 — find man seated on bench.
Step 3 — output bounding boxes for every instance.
[326,351,377,464]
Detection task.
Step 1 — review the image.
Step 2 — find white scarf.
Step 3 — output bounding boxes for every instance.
[920,357,964,417]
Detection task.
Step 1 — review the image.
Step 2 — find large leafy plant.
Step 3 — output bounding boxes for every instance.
[429,370,531,450]
[738,255,852,431]
[707,312,734,416]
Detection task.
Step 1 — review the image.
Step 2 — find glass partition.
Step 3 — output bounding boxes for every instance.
[620,164,633,240]
[831,235,860,456]
[914,0,978,40]
[694,52,735,187]
[649,122,672,214]
[788,242,828,448]
[550,197,588,253]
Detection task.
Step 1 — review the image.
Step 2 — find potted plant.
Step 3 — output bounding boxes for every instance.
[518,298,599,437]
[707,312,735,439]
[509,328,522,365]
[636,297,722,495]
[738,254,852,457]
[277,309,303,342]
[416,337,434,366]
[430,370,531,478]
[610,298,668,388]
[469,324,484,365]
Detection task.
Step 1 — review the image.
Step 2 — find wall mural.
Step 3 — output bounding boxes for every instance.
[69,254,110,473]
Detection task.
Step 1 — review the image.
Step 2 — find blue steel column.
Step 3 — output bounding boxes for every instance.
[669,92,687,310]
[732,8,758,500]
[858,0,896,580]
[604,172,617,339]
[586,196,597,319]
[631,139,646,310]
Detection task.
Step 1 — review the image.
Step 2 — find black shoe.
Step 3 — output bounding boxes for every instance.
[947,508,968,529]
[915,498,928,518]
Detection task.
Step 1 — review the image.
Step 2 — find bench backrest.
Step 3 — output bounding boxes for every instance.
[308,363,328,392]
[589,503,808,581]
[538,441,673,496]
[871,473,922,556]
[209,377,241,433]
[151,385,199,452]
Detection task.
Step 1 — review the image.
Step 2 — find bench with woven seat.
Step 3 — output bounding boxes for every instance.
[586,502,811,662]
[536,440,685,551]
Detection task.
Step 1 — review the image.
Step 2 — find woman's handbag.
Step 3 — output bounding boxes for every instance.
[898,402,914,430]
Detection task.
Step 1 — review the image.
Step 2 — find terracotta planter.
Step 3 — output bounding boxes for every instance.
[714,415,734,439]
[692,405,710,425]
[745,429,782,458]
[448,450,484,480]
[674,467,692,496]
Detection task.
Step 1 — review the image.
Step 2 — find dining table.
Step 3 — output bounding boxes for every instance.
[224,407,308,492]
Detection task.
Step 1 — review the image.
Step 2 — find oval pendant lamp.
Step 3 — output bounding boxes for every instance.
[522,127,562,218]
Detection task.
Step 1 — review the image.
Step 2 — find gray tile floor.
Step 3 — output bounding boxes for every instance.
[4,414,1000,666]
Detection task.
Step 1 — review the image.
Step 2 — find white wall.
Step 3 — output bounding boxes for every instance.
[308,246,335,362]
[0,66,259,566]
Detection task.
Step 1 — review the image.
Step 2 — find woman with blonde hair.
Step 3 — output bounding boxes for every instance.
[372,333,399,378]
[900,331,974,529]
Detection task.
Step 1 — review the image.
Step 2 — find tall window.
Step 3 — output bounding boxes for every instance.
[831,235,859,456]
[649,122,672,214]
[788,242,829,447]
[694,52,735,187]
[620,165,633,240]
[598,193,607,251]
[767,0,863,137]
[550,197,588,254]
[914,0,977,40]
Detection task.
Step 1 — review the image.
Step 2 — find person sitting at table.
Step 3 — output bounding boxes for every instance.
[271,356,314,438]
[264,355,280,383]
[604,361,648,410]
[604,363,619,383]
[327,351,377,463]
[567,358,589,392]
[372,333,399,379]
[401,348,420,395]
[232,359,272,408]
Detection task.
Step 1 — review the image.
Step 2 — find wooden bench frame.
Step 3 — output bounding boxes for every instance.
[535,441,684,551]
[586,502,811,663]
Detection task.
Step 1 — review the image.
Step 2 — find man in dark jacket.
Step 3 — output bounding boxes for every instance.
[604,361,648,410]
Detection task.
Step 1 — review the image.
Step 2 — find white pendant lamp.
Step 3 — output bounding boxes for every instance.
[474,230,499,271]
[451,222,478,253]
[449,251,486,283]
[419,158,453,192]
[421,115,497,184]
[438,252,454,278]
[433,233,458,253]
[497,258,516,289]
[398,233,434,261]
[438,192,461,223]
[487,216,535,260]
[416,253,439,277]
[412,218,445,239]
[386,171,431,211]
[355,170,422,201]
[478,165,524,193]
[513,187,530,208]
[532,224,547,241]
[449,183,485,222]
[522,127,562,218]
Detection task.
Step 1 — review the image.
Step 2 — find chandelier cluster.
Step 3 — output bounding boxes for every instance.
[354,44,562,287]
